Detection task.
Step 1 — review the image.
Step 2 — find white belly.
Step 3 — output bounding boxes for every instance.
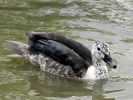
[83,66,96,79]
[83,65,109,80]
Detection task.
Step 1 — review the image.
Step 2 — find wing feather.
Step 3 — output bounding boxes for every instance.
[26,31,92,65]
[28,38,89,77]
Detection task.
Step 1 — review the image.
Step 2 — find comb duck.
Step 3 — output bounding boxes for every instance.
[4,31,117,79]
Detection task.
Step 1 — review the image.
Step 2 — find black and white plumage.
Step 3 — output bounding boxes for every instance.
[4,31,117,79]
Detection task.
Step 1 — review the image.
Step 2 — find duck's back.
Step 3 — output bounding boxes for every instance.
[28,36,89,77]
[26,31,92,64]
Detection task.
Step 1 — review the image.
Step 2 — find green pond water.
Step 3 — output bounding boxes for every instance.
[0,0,133,100]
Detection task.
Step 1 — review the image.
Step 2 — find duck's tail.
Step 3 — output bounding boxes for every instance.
[4,41,42,66]
[3,41,29,58]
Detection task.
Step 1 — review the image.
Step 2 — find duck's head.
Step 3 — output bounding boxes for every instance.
[92,41,117,69]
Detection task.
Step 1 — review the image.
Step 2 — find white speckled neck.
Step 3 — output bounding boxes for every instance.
[83,57,109,79]
[92,56,109,79]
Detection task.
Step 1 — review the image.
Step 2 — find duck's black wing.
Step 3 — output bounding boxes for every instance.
[28,37,89,77]
[26,31,92,65]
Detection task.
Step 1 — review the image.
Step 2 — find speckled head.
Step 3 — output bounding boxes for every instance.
[92,41,117,69]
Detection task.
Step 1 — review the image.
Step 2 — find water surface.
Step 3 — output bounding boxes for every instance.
[0,0,133,100]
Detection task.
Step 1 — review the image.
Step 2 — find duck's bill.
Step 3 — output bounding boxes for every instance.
[103,54,117,69]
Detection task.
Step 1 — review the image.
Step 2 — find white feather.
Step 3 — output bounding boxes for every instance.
[83,66,96,79]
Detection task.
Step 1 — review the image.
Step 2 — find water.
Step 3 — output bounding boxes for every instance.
[0,0,133,100]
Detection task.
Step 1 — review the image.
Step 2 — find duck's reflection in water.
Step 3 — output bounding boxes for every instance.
[16,63,115,100]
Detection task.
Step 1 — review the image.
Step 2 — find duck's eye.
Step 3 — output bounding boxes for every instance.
[97,47,100,51]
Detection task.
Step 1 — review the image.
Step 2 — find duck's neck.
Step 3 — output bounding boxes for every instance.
[92,55,109,79]
[92,56,104,68]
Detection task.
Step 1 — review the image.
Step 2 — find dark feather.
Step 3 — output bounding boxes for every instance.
[26,31,92,65]
[28,38,89,77]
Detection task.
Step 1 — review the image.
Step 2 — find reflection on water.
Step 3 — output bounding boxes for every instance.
[0,0,133,100]
[15,63,117,100]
